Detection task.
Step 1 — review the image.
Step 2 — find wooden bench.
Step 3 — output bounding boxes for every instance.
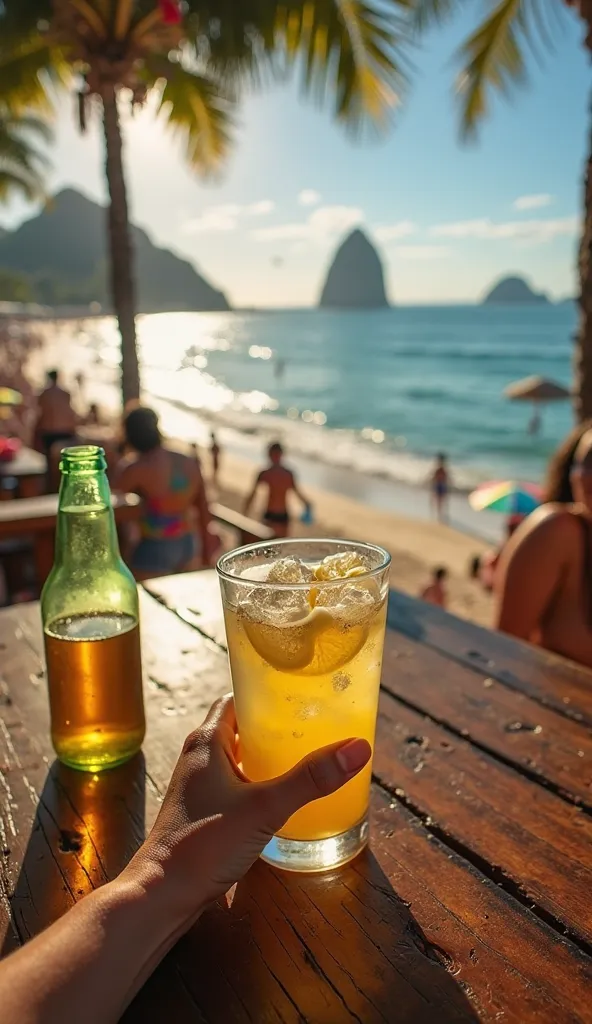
[0,446,47,498]
[210,502,274,544]
[0,492,141,585]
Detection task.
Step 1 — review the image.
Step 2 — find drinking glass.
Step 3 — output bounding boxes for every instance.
[217,538,390,871]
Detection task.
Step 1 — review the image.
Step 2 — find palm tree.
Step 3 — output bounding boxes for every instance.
[410,0,592,420]
[0,109,51,203]
[0,1,408,403]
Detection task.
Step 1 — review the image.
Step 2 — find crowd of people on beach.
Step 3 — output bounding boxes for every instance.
[1,341,592,671]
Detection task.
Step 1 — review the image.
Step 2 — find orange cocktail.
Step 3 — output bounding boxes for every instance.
[217,539,390,871]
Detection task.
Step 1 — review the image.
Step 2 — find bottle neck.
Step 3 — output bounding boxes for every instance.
[55,466,121,571]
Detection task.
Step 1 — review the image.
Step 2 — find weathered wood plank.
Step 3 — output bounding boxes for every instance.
[143,571,225,647]
[388,589,592,726]
[381,631,592,808]
[2,592,592,1022]
[127,789,592,1024]
[0,491,141,537]
[374,694,592,950]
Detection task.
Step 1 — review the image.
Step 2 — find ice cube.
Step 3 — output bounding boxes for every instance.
[315,582,376,623]
[266,557,313,584]
[240,585,310,626]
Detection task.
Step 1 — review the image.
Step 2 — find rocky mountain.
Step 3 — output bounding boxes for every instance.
[0,189,229,312]
[481,275,550,305]
[319,229,389,308]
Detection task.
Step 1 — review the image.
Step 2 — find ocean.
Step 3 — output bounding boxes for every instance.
[77,304,577,500]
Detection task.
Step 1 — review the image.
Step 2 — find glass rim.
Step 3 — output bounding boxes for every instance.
[216,537,391,590]
[62,445,105,458]
[59,445,107,473]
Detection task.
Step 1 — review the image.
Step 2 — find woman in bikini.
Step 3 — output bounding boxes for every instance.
[496,421,592,669]
[114,406,216,579]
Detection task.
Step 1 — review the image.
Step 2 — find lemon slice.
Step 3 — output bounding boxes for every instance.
[243,607,331,672]
[312,551,366,581]
[243,607,368,676]
[300,619,368,675]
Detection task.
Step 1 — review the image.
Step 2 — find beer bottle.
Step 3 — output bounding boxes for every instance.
[41,445,145,771]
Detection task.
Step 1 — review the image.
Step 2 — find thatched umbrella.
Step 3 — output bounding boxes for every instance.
[504,376,571,435]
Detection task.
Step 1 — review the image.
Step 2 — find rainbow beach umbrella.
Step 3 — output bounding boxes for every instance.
[469,480,542,516]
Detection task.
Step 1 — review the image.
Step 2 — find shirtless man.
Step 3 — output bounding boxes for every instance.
[244,442,310,537]
[35,370,78,458]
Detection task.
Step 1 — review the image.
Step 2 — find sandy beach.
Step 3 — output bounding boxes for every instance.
[210,448,493,626]
[12,317,495,627]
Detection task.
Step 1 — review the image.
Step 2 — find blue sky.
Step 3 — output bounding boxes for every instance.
[1,5,589,307]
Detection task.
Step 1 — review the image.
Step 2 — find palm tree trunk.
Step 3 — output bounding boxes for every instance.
[575,79,592,421]
[101,87,140,404]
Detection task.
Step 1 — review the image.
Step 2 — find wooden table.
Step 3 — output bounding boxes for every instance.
[0,492,142,584]
[0,446,47,498]
[1,573,591,1022]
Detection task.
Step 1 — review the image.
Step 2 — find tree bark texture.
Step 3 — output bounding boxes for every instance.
[102,88,140,405]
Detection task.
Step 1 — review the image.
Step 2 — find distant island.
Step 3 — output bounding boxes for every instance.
[0,188,229,313]
[481,275,550,306]
[319,229,389,309]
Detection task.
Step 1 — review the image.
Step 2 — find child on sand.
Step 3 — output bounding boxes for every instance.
[244,441,311,537]
[421,566,448,608]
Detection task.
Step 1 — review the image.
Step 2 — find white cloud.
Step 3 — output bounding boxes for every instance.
[430,215,579,244]
[374,221,416,243]
[182,200,274,234]
[393,245,451,260]
[254,205,363,242]
[246,200,275,216]
[513,193,553,211]
[183,204,241,234]
[298,189,321,206]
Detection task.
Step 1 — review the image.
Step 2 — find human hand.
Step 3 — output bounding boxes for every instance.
[126,695,371,930]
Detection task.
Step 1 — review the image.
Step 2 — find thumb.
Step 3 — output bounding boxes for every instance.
[263,738,372,830]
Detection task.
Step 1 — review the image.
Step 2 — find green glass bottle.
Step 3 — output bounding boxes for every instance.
[41,446,145,771]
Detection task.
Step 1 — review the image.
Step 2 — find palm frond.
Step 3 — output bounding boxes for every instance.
[0,33,72,114]
[0,0,53,41]
[454,0,568,139]
[142,55,235,175]
[0,109,51,203]
[181,1,277,86]
[184,1,409,134]
[275,0,409,133]
[0,167,45,202]
[408,0,459,32]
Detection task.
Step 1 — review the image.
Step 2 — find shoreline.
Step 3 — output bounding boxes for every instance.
[22,319,495,625]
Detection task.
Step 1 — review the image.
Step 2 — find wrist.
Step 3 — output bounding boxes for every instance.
[119,846,207,936]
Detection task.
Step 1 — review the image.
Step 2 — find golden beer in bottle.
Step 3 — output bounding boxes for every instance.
[41,446,145,770]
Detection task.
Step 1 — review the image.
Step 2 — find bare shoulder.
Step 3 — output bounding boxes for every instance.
[117,452,140,472]
[508,504,581,557]
[113,452,140,487]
